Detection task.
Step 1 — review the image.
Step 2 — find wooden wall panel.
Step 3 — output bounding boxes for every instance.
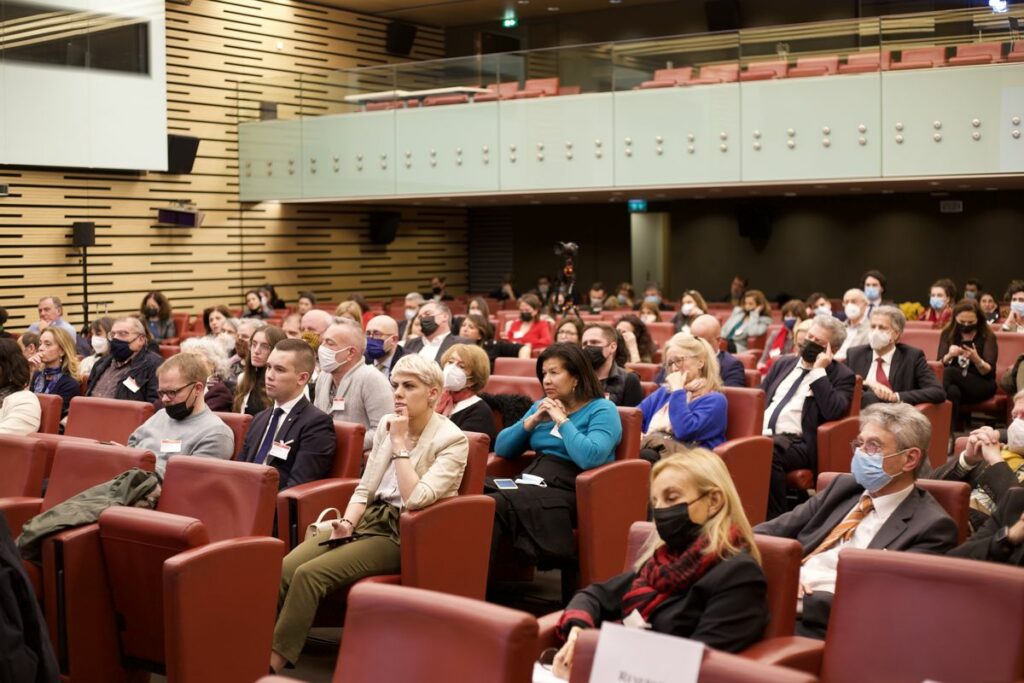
[0,0,466,332]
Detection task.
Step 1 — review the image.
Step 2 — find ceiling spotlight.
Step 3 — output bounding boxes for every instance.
[547,6,560,11]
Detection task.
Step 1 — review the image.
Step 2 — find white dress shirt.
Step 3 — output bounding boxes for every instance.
[417,331,449,361]
[800,483,915,596]
[763,363,827,436]
[452,394,482,414]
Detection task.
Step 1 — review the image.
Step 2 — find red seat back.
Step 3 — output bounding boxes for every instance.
[158,345,180,360]
[213,411,252,459]
[65,396,155,443]
[953,42,1003,62]
[745,368,762,388]
[615,406,642,461]
[899,329,941,362]
[0,435,47,497]
[522,77,559,96]
[793,54,839,74]
[715,436,772,525]
[493,357,537,378]
[171,312,190,337]
[721,386,766,439]
[898,45,947,67]
[645,322,675,350]
[641,381,658,397]
[330,421,366,479]
[157,457,279,540]
[34,393,62,434]
[823,548,1024,683]
[625,362,660,382]
[460,432,491,495]
[43,442,156,512]
[483,375,544,401]
[734,352,758,370]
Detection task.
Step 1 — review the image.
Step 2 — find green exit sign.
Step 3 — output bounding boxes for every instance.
[502,14,518,28]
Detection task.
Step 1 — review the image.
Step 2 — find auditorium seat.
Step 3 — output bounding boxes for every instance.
[214,411,252,459]
[960,332,1024,424]
[365,100,419,111]
[558,85,582,95]
[641,380,658,396]
[788,55,840,78]
[689,62,740,84]
[646,321,675,349]
[1010,42,1024,62]
[735,352,758,370]
[0,434,47,497]
[745,369,762,388]
[817,472,969,542]
[740,59,789,81]
[34,392,62,434]
[159,344,180,360]
[891,45,947,70]
[493,356,539,377]
[948,41,1004,66]
[638,66,693,89]
[744,548,1024,682]
[474,81,520,102]
[915,400,952,468]
[423,93,469,106]
[172,312,190,338]
[513,77,560,99]
[484,374,544,401]
[329,420,365,479]
[625,362,660,381]
[786,377,863,492]
[722,386,765,439]
[895,328,940,362]
[715,436,772,525]
[64,396,155,443]
[837,51,890,73]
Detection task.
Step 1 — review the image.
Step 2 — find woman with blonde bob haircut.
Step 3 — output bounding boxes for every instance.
[638,333,728,457]
[551,449,768,678]
[269,353,469,672]
[437,343,497,445]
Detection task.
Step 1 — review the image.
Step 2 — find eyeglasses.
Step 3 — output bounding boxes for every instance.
[108,331,141,341]
[850,439,910,458]
[157,384,194,401]
[666,355,697,368]
[365,331,391,340]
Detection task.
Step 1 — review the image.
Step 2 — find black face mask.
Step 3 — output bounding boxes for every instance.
[419,315,439,336]
[144,306,159,317]
[800,340,825,365]
[165,385,197,421]
[584,345,606,369]
[652,496,705,552]
[110,337,134,362]
[519,311,533,323]
[432,286,443,295]
[957,323,977,335]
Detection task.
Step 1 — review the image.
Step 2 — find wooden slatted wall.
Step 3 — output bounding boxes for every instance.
[0,0,467,332]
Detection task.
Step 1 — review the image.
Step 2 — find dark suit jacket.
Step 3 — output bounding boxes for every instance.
[950,487,1024,566]
[87,350,163,404]
[718,350,746,388]
[238,396,336,490]
[846,343,945,407]
[402,332,472,365]
[760,356,856,458]
[933,450,1021,529]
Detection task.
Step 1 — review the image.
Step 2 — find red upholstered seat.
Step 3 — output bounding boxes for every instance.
[493,356,538,377]
[891,45,947,70]
[64,396,155,443]
[512,77,560,99]
[740,59,789,81]
[158,344,180,360]
[715,436,772,525]
[1010,42,1024,62]
[785,376,863,492]
[473,81,520,102]
[915,400,952,468]
[735,352,758,370]
[34,393,62,434]
[484,374,544,401]
[0,434,47,497]
[646,322,675,350]
[722,386,765,439]
[745,369,762,388]
[214,410,252,459]
[625,362,660,381]
[329,421,365,479]
[899,328,940,359]
[641,380,658,396]
[788,55,839,78]
[638,66,693,89]
[422,94,469,106]
[689,62,740,85]
[948,42,1003,66]
[837,51,891,73]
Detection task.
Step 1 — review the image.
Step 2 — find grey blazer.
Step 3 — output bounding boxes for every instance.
[314,363,395,451]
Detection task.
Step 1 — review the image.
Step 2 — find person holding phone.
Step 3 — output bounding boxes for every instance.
[937,299,997,420]
[269,354,468,672]
[488,343,623,573]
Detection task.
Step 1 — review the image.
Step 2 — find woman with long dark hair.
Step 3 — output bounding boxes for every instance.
[938,298,997,418]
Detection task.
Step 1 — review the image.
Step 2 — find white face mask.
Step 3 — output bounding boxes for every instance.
[844,303,862,321]
[1007,418,1024,455]
[443,363,468,392]
[681,302,695,316]
[868,329,892,352]
[318,344,344,373]
[91,336,109,354]
[405,308,417,321]
[815,304,832,317]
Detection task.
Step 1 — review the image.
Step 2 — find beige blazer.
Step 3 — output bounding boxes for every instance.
[351,411,468,511]
[0,390,41,435]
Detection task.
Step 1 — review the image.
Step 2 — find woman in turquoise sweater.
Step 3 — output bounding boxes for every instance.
[489,343,623,569]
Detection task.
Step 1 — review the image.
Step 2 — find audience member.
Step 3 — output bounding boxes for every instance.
[755,403,958,638]
[932,392,1024,530]
[466,297,491,319]
[244,289,271,319]
[639,334,727,457]
[720,275,748,307]
[554,316,585,346]
[689,315,746,388]
[86,317,161,403]
[919,278,956,328]
[238,339,336,489]
[27,327,79,419]
[458,313,493,344]
[531,275,553,302]
[127,353,234,475]
[489,344,622,569]
[180,336,235,411]
[979,292,1002,326]
[614,282,635,309]
[963,277,983,300]
[27,296,77,341]
[616,314,657,364]
[17,332,40,361]
[672,290,708,333]
[313,320,394,452]
[140,291,176,342]
[438,343,497,445]
[938,299,997,418]
[398,292,425,338]
[425,275,454,301]
[723,289,770,353]
[262,284,286,310]
[0,307,10,339]
[834,288,870,361]
[761,314,855,518]
[805,292,831,318]
[637,300,661,325]
[636,282,672,312]
[232,318,264,376]
[300,309,333,343]
[1001,282,1024,332]
[281,313,302,339]
[504,294,552,348]
[333,301,363,327]
[460,313,526,364]
[846,306,945,408]
[586,282,606,313]
[950,487,1024,566]
[861,269,889,315]
[364,315,404,380]
[202,305,232,336]
[757,299,807,376]
[269,354,467,672]
[488,275,517,301]
[78,317,113,381]
[234,325,287,415]
[0,338,40,434]
[216,317,239,357]
[403,302,468,364]
[552,449,767,678]
[581,323,643,407]
[296,290,316,316]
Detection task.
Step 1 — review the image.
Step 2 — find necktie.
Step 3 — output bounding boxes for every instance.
[254,407,285,464]
[766,367,810,434]
[875,357,891,390]
[803,495,874,563]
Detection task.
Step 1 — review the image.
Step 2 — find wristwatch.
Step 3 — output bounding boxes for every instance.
[392,449,411,460]
[993,526,1018,559]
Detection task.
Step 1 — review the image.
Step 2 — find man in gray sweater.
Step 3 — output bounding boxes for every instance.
[128,352,235,475]
[314,320,394,452]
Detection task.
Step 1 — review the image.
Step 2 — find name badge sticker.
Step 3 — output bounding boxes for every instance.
[268,442,291,460]
[160,439,182,454]
[550,423,563,439]
[123,377,140,393]
[332,397,346,412]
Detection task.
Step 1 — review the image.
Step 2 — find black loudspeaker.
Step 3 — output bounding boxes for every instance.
[72,221,96,248]
[705,0,740,32]
[369,212,401,245]
[167,134,200,174]
[385,21,417,57]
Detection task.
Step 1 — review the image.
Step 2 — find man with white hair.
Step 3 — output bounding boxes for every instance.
[756,403,958,638]
[300,309,333,339]
[834,288,870,362]
[87,316,162,403]
[28,296,77,340]
[761,313,857,519]
[397,292,425,339]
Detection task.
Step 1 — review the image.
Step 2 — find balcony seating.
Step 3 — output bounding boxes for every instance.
[891,46,948,70]
[948,42,1004,66]
[638,66,693,89]
[837,51,890,73]
[788,55,840,78]
[740,59,789,81]
[688,62,740,85]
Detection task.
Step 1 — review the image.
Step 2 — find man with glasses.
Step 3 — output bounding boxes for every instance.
[364,314,403,380]
[312,320,394,452]
[86,316,162,403]
[581,323,642,407]
[127,353,234,475]
[756,402,957,638]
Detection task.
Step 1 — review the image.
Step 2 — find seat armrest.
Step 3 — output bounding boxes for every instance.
[359,574,401,586]
[164,536,285,683]
[741,636,825,673]
[276,478,358,550]
[0,497,44,535]
[486,452,536,479]
[576,460,651,586]
[537,611,564,654]
[568,630,601,683]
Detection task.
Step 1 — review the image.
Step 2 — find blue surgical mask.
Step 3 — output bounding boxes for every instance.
[964,291,977,300]
[864,285,881,302]
[644,295,661,305]
[1012,302,1024,317]
[851,447,906,492]
[783,318,796,330]
[364,337,387,361]
[929,296,946,311]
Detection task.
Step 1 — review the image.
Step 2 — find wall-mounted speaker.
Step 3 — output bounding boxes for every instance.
[386,21,417,57]
[369,212,401,245]
[72,221,96,248]
[167,134,200,174]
